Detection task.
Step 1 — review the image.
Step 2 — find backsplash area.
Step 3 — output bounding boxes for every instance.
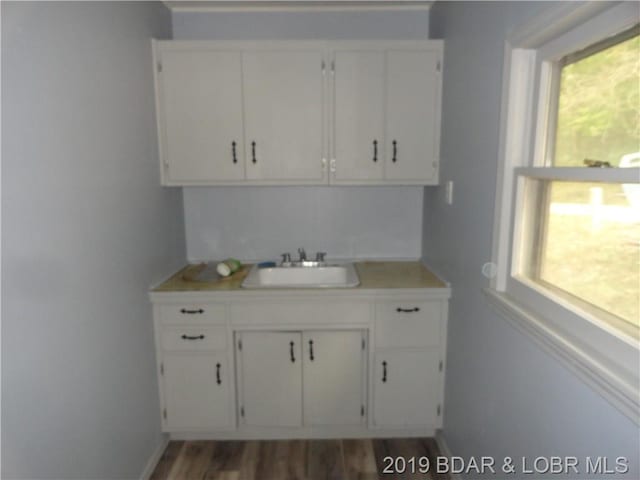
[183,186,423,262]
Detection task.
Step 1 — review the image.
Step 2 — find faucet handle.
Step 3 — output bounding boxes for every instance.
[281,253,291,264]
[315,252,326,262]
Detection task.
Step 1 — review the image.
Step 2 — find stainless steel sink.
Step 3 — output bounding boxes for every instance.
[241,263,360,288]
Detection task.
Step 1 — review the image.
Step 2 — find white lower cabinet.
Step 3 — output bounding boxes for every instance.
[236,330,366,428]
[373,349,441,428]
[162,352,232,431]
[237,331,303,427]
[152,293,448,437]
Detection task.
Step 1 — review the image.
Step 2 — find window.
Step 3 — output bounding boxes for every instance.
[489,2,639,422]
[516,26,640,339]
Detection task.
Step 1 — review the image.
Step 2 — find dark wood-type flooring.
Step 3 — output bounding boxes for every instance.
[150,438,451,480]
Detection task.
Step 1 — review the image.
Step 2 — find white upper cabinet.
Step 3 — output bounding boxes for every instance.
[155,46,245,184]
[385,50,441,182]
[153,40,442,186]
[332,51,386,183]
[331,44,442,184]
[243,50,327,183]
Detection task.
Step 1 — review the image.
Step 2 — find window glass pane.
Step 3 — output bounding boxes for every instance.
[536,181,639,329]
[553,34,639,167]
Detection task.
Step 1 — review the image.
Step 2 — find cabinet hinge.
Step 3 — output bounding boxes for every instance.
[157,62,162,73]
[362,338,365,350]
[361,405,365,417]
[439,360,443,372]
[436,60,441,72]
[163,408,167,420]
[160,363,164,375]
[238,339,242,351]
[437,404,441,416]
[240,406,245,417]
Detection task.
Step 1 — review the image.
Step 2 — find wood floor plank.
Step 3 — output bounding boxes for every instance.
[342,439,378,480]
[149,437,449,480]
[307,440,343,480]
[149,441,185,480]
[203,441,245,480]
[168,441,216,480]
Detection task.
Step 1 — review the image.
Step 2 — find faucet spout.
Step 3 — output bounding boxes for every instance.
[297,248,307,262]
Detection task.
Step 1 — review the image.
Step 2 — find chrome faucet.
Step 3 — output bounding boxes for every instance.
[315,252,326,262]
[298,247,307,262]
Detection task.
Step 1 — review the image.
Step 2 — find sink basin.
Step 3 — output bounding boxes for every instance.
[241,263,360,288]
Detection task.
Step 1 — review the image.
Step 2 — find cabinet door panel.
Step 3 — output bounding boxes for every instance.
[239,332,302,427]
[243,51,325,182]
[163,352,232,430]
[303,330,365,426]
[333,51,385,182]
[159,49,244,182]
[373,350,441,427]
[385,50,440,182]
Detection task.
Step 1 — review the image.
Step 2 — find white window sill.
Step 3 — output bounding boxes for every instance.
[483,288,639,425]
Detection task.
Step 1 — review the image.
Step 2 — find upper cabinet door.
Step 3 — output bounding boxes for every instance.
[332,51,385,183]
[243,50,327,184]
[385,50,441,183]
[156,47,245,183]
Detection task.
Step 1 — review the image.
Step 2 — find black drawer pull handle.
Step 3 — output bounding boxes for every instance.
[216,363,221,385]
[382,361,387,383]
[396,307,420,313]
[392,140,397,163]
[180,308,204,314]
[290,341,295,363]
[251,141,257,164]
[373,140,378,162]
[309,339,314,361]
[232,141,237,164]
[181,334,205,340]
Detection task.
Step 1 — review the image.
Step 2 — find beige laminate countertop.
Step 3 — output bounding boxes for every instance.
[152,261,447,292]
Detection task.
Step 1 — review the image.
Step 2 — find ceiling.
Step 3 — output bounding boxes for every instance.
[163,0,433,12]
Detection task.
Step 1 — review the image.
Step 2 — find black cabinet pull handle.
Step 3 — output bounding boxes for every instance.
[181,334,205,340]
[180,308,204,314]
[216,363,221,385]
[373,140,378,162]
[392,140,397,163]
[232,141,237,164]
[251,141,257,164]
[290,341,295,363]
[309,339,314,361]
[396,307,420,313]
[382,361,387,383]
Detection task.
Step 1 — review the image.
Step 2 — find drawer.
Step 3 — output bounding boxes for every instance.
[375,300,442,348]
[160,326,227,351]
[230,301,370,326]
[156,303,225,325]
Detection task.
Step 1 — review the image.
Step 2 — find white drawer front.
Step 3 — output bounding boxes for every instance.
[160,326,227,351]
[157,304,225,325]
[375,300,441,348]
[230,301,370,326]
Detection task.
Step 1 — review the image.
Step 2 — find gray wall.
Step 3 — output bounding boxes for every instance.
[2,2,185,478]
[184,187,423,261]
[174,10,429,261]
[425,2,639,478]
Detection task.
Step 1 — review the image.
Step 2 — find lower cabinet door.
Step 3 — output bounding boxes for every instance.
[303,330,366,426]
[162,352,232,430]
[238,331,303,427]
[373,350,441,427]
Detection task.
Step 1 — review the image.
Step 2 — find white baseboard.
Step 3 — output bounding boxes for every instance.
[139,434,170,480]
[434,430,462,480]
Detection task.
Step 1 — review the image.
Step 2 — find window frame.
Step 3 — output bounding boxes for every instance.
[488,2,640,424]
